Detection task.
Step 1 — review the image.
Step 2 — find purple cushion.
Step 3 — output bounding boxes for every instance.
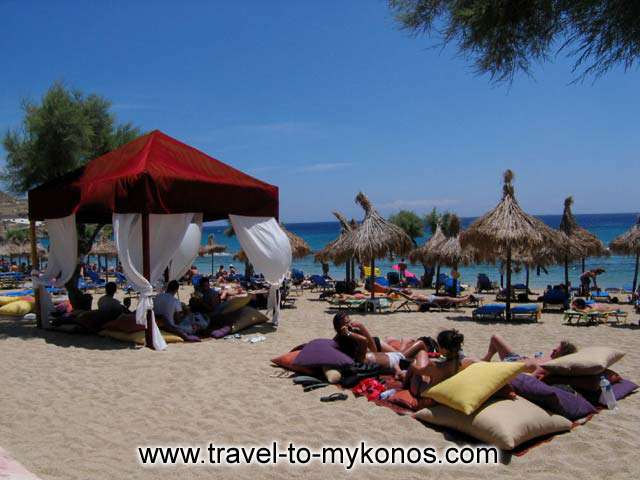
[581,379,638,406]
[511,374,596,420]
[293,338,355,368]
[210,325,232,339]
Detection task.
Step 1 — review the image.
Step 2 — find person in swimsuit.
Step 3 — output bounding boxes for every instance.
[332,313,431,371]
[400,329,473,397]
[482,334,577,374]
[571,298,621,314]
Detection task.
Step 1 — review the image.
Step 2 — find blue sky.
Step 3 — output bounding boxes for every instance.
[2,0,638,222]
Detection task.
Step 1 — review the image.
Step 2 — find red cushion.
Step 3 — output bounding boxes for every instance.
[271,350,315,375]
[388,389,436,411]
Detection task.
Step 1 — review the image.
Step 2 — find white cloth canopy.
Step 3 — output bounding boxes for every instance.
[168,215,203,281]
[32,214,78,327]
[229,215,292,325]
[113,213,196,350]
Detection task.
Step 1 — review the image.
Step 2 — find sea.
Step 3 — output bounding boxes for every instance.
[196,213,639,291]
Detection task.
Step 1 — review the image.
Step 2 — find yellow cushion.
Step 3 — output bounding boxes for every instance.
[98,329,184,345]
[424,361,526,415]
[0,296,19,306]
[0,300,34,317]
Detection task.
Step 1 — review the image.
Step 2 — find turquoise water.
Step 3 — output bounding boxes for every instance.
[196,213,639,290]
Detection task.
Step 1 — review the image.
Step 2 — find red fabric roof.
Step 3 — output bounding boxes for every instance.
[28,130,278,222]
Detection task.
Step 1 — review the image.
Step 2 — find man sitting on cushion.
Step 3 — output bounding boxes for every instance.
[332,313,432,372]
[482,334,577,374]
[97,282,128,321]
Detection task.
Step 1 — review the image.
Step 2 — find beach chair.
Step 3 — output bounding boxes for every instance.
[310,275,334,292]
[476,273,498,293]
[542,289,570,311]
[386,271,400,287]
[590,290,611,303]
[563,309,606,326]
[405,275,420,288]
[85,270,106,289]
[472,303,540,322]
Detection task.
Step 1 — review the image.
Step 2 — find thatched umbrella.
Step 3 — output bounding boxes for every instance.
[461,170,561,320]
[334,192,413,299]
[198,234,227,275]
[281,224,311,259]
[314,211,355,283]
[609,216,640,293]
[89,239,118,282]
[559,197,609,284]
[409,223,448,291]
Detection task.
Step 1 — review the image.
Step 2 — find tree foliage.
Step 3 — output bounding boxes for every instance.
[423,207,453,236]
[389,0,640,82]
[389,209,424,245]
[2,81,140,194]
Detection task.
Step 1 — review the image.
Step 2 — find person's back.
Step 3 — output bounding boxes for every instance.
[97,282,125,319]
[154,281,182,327]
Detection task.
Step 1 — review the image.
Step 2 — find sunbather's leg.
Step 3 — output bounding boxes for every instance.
[482,334,516,361]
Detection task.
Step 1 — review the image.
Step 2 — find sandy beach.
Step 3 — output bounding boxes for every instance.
[0,288,638,480]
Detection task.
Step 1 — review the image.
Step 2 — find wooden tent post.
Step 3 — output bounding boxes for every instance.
[142,214,154,349]
[370,258,375,300]
[29,220,41,328]
[505,247,512,321]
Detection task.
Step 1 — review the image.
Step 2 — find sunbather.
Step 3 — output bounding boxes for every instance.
[399,290,478,307]
[482,334,577,374]
[571,298,621,313]
[400,329,474,396]
[332,313,430,369]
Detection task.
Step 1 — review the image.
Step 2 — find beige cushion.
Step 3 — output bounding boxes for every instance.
[415,396,572,451]
[542,346,624,376]
[228,307,269,333]
[323,367,342,384]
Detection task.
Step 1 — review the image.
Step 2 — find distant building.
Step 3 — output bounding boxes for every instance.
[0,191,28,220]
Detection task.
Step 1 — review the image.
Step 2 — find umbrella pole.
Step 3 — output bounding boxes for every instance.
[525,265,530,290]
[370,258,375,301]
[435,264,441,294]
[142,213,154,350]
[581,258,586,273]
[29,220,41,329]
[505,248,512,321]
[633,252,639,293]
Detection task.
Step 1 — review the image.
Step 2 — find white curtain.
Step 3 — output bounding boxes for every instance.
[168,214,203,281]
[31,214,78,327]
[229,215,292,325]
[113,213,196,350]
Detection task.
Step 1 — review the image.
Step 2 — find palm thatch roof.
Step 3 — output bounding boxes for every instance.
[420,215,480,267]
[314,211,355,264]
[461,170,561,256]
[90,239,118,256]
[609,216,640,256]
[409,224,446,265]
[559,197,608,258]
[0,240,47,257]
[198,234,227,256]
[332,192,413,264]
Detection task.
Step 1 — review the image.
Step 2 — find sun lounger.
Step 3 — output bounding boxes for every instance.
[476,273,498,293]
[564,308,629,326]
[542,289,570,311]
[472,303,540,322]
[590,290,610,302]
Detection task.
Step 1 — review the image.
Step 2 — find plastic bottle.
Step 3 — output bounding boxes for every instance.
[599,376,617,410]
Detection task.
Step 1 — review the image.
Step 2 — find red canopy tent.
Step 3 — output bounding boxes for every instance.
[29,130,278,222]
[28,130,280,348]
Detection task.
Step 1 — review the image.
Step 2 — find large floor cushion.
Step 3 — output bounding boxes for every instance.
[99,329,184,344]
[0,300,34,317]
[415,396,572,451]
[102,313,146,333]
[424,361,525,414]
[227,307,269,333]
[542,347,625,376]
[293,338,354,369]
[510,373,596,420]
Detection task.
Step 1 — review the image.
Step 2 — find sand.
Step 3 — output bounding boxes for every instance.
[0,288,638,480]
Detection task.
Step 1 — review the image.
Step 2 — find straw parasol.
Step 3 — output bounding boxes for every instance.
[334,192,413,299]
[89,238,118,282]
[461,170,562,320]
[609,215,640,293]
[559,196,609,283]
[408,223,446,290]
[314,211,356,283]
[198,234,227,275]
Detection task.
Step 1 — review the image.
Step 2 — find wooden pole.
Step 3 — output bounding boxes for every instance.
[581,257,586,273]
[632,252,639,294]
[505,247,512,321]
[141,214,154,349]
[29,221,41,328]
[369,258,375,300]
[435,263,441,294]
[525,265,530,290]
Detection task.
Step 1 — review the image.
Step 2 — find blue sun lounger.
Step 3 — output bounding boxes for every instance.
[472,303,540,322]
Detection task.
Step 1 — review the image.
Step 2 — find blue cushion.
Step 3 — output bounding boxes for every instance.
[475,303,505,314]
[511,304,539,313]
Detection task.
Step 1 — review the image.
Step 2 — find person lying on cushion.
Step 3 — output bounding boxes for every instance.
[332,313,432,371]
[571,298,621,313]
[154,280,187,333]
[97,282,128,320]
[482,334,577,374]
[391,288,479,307]
[400,329,474,397]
